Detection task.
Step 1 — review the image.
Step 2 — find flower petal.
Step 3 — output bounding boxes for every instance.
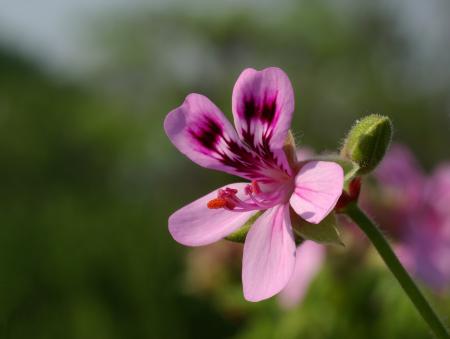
[164,94,241,176]
[168,183,258,246]
[290,161,344,224]
[232,67,295,175]
[278,241,325,309]
[164,93,283,180]
[242,204,296,302]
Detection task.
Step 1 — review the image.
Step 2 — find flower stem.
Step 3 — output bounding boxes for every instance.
[345,203,449,339]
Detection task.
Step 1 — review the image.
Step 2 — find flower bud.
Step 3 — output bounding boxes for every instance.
[341,114,393,175]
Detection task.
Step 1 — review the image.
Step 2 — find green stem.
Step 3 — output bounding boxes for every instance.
[345,203,449,339]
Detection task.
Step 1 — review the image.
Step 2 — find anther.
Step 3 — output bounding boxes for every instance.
[245,181,261,196]
[207,198,227,209]
[251,180,261,194]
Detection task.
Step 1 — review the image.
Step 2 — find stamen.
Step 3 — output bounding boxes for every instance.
[207,198,228,209]
[207,188,238,210]
[251,180,261,194]
[207,181,277,211]
[245,180,261,195]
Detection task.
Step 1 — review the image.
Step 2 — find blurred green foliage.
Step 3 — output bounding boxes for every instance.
[0,1,449,338]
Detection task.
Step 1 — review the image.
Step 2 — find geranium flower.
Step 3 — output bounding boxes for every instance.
[164,67,344,301]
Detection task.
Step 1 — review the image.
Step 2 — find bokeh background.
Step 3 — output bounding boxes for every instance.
[1,0,449,338]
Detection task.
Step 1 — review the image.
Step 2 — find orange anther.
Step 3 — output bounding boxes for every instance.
[207,197,227,209]
[251,180,261,194]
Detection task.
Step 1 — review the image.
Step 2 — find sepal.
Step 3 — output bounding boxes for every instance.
[225,212,262,243]
[291,211,344,246]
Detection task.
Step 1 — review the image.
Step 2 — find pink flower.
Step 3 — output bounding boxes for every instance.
[374,144,425,215]
[426,164,450,222]
[373,145,450,290]
[164,67,344,302]
[403,164,450,290]
[278,241,325,308]
[366,144,426,238]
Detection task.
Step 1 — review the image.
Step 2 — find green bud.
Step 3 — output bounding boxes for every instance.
[225,212,262,243]
[341,114,393,175]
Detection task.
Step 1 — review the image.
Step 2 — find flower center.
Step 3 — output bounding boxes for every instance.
[207,181,284,212]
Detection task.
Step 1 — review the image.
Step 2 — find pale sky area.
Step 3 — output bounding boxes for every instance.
[0,0,448,82]
[0,0,283,75]
[0,0,153,74]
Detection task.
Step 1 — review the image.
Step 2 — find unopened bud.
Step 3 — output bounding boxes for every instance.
[341,115,393,175]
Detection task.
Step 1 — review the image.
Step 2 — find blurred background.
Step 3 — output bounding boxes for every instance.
[1,0,449,338]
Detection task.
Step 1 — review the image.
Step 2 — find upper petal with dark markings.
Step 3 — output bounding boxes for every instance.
[164,93,290,181]
[232,67,295,176]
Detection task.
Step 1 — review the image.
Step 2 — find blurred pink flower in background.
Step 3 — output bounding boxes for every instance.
[278,241,325,309]
[373,144,424,221]
[370,144,450,290]
[164,67,344,301]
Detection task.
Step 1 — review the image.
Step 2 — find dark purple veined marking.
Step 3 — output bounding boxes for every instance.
[189,119,268,179]
[189,112,289,180]
[241,93,278,147]
[243,96,257,122]
[189,116,223,150]
[242,93,278,123]
[261,96,277,123]
[222,139,290,181]
[240,93,285,173]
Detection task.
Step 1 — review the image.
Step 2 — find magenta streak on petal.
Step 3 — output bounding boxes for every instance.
[226,140,291,182]
[242,93,279,129]
[261,94,278,123]
[241,93,282,166]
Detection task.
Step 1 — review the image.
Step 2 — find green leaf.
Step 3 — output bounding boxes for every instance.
[292,213,344,246]
[225,212,262,243]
